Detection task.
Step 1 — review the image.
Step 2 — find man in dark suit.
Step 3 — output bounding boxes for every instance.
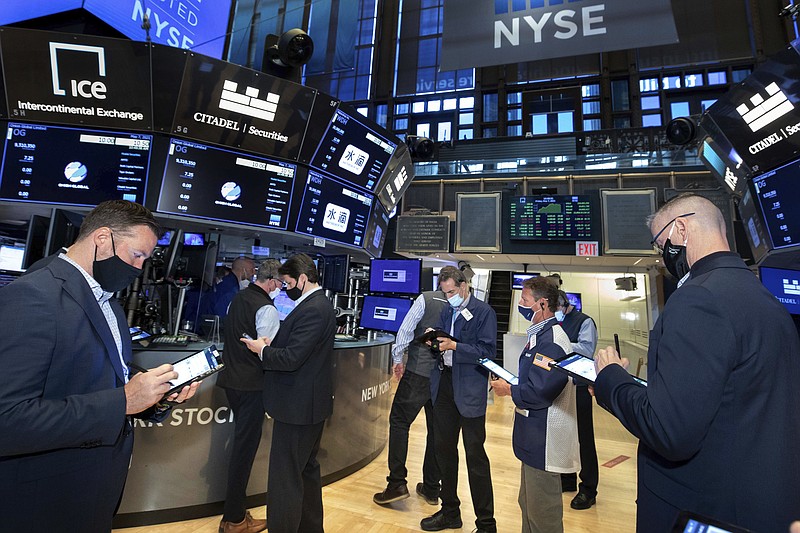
[0,200,198,533]
[421,266,497,533]
[241,253,336,533]
[594,193,800,532]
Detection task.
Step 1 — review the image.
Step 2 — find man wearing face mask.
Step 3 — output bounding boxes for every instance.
[216,259,284,533]
[594,193,800,532]
[421,266,498,533]
[555,290,599,510]
[240,254,336,533]
[208,256,257,319]
[0,200,199,532]
[493,276,579,533]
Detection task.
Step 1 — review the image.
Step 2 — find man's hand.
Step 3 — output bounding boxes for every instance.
[125,364,178,415]
[241,335,271,357]
[589,346,630,396]
[436,336,457,352]
[393,363,405,381]
[164,381,200,403]
[490,377,512,397]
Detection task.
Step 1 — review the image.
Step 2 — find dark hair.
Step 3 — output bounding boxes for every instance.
[278,253,319,283]
[438,265,465,286]
[523,276,559,312]
[557,290,569,309]
[77,200,160,242]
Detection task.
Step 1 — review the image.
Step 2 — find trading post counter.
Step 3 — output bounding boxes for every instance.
[113,335,393,527]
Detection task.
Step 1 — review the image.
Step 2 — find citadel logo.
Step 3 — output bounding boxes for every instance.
[219,80,280,122]
[49,42,108,100]
[737,82,795,133]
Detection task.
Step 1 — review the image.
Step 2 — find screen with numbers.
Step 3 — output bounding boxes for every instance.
[507,195,594,240]
[752,157,800,250]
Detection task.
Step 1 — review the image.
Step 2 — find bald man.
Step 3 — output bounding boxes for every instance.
[209,256,256,318]
[593,193,800,532]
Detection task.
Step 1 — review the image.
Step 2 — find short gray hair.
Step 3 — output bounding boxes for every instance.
[256,259,282,282]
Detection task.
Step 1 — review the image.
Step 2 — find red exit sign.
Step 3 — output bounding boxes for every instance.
[576,241,599,256]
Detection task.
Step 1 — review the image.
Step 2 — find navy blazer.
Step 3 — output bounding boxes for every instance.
[430,294,497,418]
[261,289,336,425]
[0,257,132,532]
[596,252,800,532]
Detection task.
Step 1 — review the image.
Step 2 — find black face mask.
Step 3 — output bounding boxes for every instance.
[662,239,690,280]
[93,233,142,293]
[285,279,306,301]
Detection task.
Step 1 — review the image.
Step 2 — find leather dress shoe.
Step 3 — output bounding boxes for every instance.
[218,512,267,533]
[420,510,463,531]
[416,482,440,505]
[373,483,410,505]
[570,492,596,510]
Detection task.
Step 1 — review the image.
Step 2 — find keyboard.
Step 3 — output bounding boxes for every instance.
[148,335,189,346]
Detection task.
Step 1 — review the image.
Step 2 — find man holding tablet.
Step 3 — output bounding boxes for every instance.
[492,276,579,533]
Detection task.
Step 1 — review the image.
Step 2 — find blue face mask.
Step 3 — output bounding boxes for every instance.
[448,292,464,308]
[555,310,565,322]
[518,304,535,321]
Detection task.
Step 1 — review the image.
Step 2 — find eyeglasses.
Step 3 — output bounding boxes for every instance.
[650,212,694,253]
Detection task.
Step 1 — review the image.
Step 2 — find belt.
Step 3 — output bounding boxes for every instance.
[515,407,529,417]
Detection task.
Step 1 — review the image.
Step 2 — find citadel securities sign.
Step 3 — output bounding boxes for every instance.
[0,28,153,130]
[172,54,316,161]
[440,0,679,71]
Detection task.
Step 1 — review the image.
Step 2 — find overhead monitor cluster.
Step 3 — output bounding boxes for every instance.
[0,28,410,258]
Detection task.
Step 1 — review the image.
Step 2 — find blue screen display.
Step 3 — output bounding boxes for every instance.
[511,272,539,289]
[183,232,205,246]
[0,1,82,25]
[359,295,413,333]
[83,0,233,59]
[566,291,582,311]
[759,266,800,315]
[369,259,422,295]
[272,290,297,321]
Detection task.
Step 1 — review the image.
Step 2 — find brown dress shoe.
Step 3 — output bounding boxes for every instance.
[219,511,267,533]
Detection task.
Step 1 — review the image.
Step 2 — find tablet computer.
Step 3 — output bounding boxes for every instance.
[671,510,751,533]
[478,357,519,385]
[414,329,458,344]
[129,326,151,342]
[550,352,647,387]
[167,345,224,395]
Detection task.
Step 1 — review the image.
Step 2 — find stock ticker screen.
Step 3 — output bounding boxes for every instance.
[508,195,594,240]
[752,157,800,250]
[157,138,296,229]
[0,122,152,206]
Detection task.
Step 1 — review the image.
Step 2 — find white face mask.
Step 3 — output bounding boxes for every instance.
[239,279,250,290]
[269,287,281,299]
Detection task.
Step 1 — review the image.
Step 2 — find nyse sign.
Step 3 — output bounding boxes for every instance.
[441,0,678,70]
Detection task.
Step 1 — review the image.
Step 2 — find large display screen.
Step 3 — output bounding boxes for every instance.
[369,258,422,295]
[511,272,539,290]
[751,157,800,250]
[508,195,594,240]
[157,139,296,229]
[359,295,413,333]
[84,0,233,59]
[0,1,82,25]
[309,108,397,192]
[294,170,374,248]
[364,201,390,258]
[759,266,800,315]
[0,122,152,206]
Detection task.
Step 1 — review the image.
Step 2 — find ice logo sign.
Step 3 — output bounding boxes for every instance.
[50,42,107,100]
[218,80,280,122]
[322,203,350,233]
[220,182,242,201]
[64,161,88,183]
[737,82,795,132]
[339,145,369,175]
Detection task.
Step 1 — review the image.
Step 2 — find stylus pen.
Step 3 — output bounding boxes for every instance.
[614,333,621,355]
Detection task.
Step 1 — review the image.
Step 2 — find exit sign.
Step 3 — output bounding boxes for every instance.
[576,241,599,256]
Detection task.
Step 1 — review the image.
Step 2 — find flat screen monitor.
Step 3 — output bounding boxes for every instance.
[174,242,217,286]
[45,208,84,257]
[294,170,375,248]
[759,266,800,315]
[157,139,296,229]
[0,1,82,25]
[183,232,205,246]
[359,295,413,333]
[0,123,153,207]
[369,258,422,295]
[364,201,390,258]
[321,254,350,294]
[157,230,174,247]
[22,214,50,270]
[751,157,800,250]
[512,272,539,289]
[272,289,297,321]
[507,195,594,240]
[0,244,25,272]
[309,108,398,192]
[565,291,582,312]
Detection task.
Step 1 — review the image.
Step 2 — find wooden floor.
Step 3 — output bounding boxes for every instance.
[116,388,639,532]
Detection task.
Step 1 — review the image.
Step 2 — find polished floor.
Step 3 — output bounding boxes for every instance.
[115,363,642,532]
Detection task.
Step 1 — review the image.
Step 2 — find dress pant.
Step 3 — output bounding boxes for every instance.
[222,388,266,523]
[433,368,496,532]
[519,463,563,533]
[386,370,440,492]
[267,419,325,533]
[560,385,599,497]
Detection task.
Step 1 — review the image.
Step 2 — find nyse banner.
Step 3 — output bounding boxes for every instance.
[172,54,316,161]
[0,28,153,129]
[441,0,678,71]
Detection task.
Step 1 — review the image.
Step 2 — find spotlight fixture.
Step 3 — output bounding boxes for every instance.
[406,135,436,160]
[665,116,698,146]
[262,29,314,82]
